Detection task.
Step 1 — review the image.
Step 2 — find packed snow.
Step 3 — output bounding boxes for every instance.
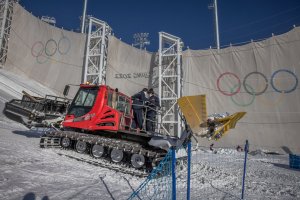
[0,69,300,200]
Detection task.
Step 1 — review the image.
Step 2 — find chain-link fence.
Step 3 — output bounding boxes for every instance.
[129,140,250,200]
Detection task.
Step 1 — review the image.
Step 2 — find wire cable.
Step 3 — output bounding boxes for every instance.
[232,15,300,41]
[181,79,300,95]
[238,121,300,125]
[10,28,83,69]
[183,36,300,58]
[222,5,300,33]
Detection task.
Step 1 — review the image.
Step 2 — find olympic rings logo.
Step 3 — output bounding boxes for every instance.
[217,69,298,107]
[31,36,71,64]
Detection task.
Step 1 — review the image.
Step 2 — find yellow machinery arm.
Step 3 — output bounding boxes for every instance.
[211,112,246,140]
[178,95,246,141]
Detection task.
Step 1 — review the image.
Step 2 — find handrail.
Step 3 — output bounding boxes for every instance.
[130,101,162,133]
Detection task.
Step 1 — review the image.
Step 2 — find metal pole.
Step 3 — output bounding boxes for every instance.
[171,147,176,200]
[187,141,191,200]
[158,33,162,133]
[81,0,88,33]
[177,39,182,137]
[241,140,249,199]
[213,0,220,49]
[158,33,162,110]
[0,0,9,55]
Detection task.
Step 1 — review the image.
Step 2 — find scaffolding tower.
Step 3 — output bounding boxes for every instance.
[0,0,16,66]
[158,32,183,136]
[83,17,112,85]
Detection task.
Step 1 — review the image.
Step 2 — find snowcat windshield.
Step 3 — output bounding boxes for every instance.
[67,87,98,117]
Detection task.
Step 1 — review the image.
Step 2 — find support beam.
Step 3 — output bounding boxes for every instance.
[0,0,16,66]
[83,17,111,84]
[158,32,183,137]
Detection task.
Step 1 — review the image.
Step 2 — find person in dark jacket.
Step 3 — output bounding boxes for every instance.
[146,88,160,132]
[207,117,216,139]
[131,88,148,132]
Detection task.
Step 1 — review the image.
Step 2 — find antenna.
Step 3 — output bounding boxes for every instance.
[132,33,150,50]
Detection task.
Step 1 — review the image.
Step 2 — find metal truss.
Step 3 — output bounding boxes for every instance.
[0,0,17,66]
[83,17,112,85]
[158,32,183,137]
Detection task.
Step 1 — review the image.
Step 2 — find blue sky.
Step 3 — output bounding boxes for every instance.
[20,0,300,52]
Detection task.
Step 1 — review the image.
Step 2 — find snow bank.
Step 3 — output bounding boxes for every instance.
[0,69,58,100]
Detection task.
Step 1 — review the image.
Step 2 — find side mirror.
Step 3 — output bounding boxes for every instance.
[63,85,70,96]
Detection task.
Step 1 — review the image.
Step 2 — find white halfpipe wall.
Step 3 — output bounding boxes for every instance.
[4,3,86,97]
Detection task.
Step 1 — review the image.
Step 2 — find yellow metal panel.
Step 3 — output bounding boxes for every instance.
[178,95,207,134]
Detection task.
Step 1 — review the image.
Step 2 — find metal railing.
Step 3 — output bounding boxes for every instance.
[130,100,162,133]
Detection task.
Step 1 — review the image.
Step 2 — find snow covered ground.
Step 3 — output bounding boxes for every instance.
[183,149,300,199]
[0,121,142,200]
[0,69,300,200]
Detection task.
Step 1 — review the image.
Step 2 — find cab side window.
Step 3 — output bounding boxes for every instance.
[124,98,131,116]
[117,96,126,113]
